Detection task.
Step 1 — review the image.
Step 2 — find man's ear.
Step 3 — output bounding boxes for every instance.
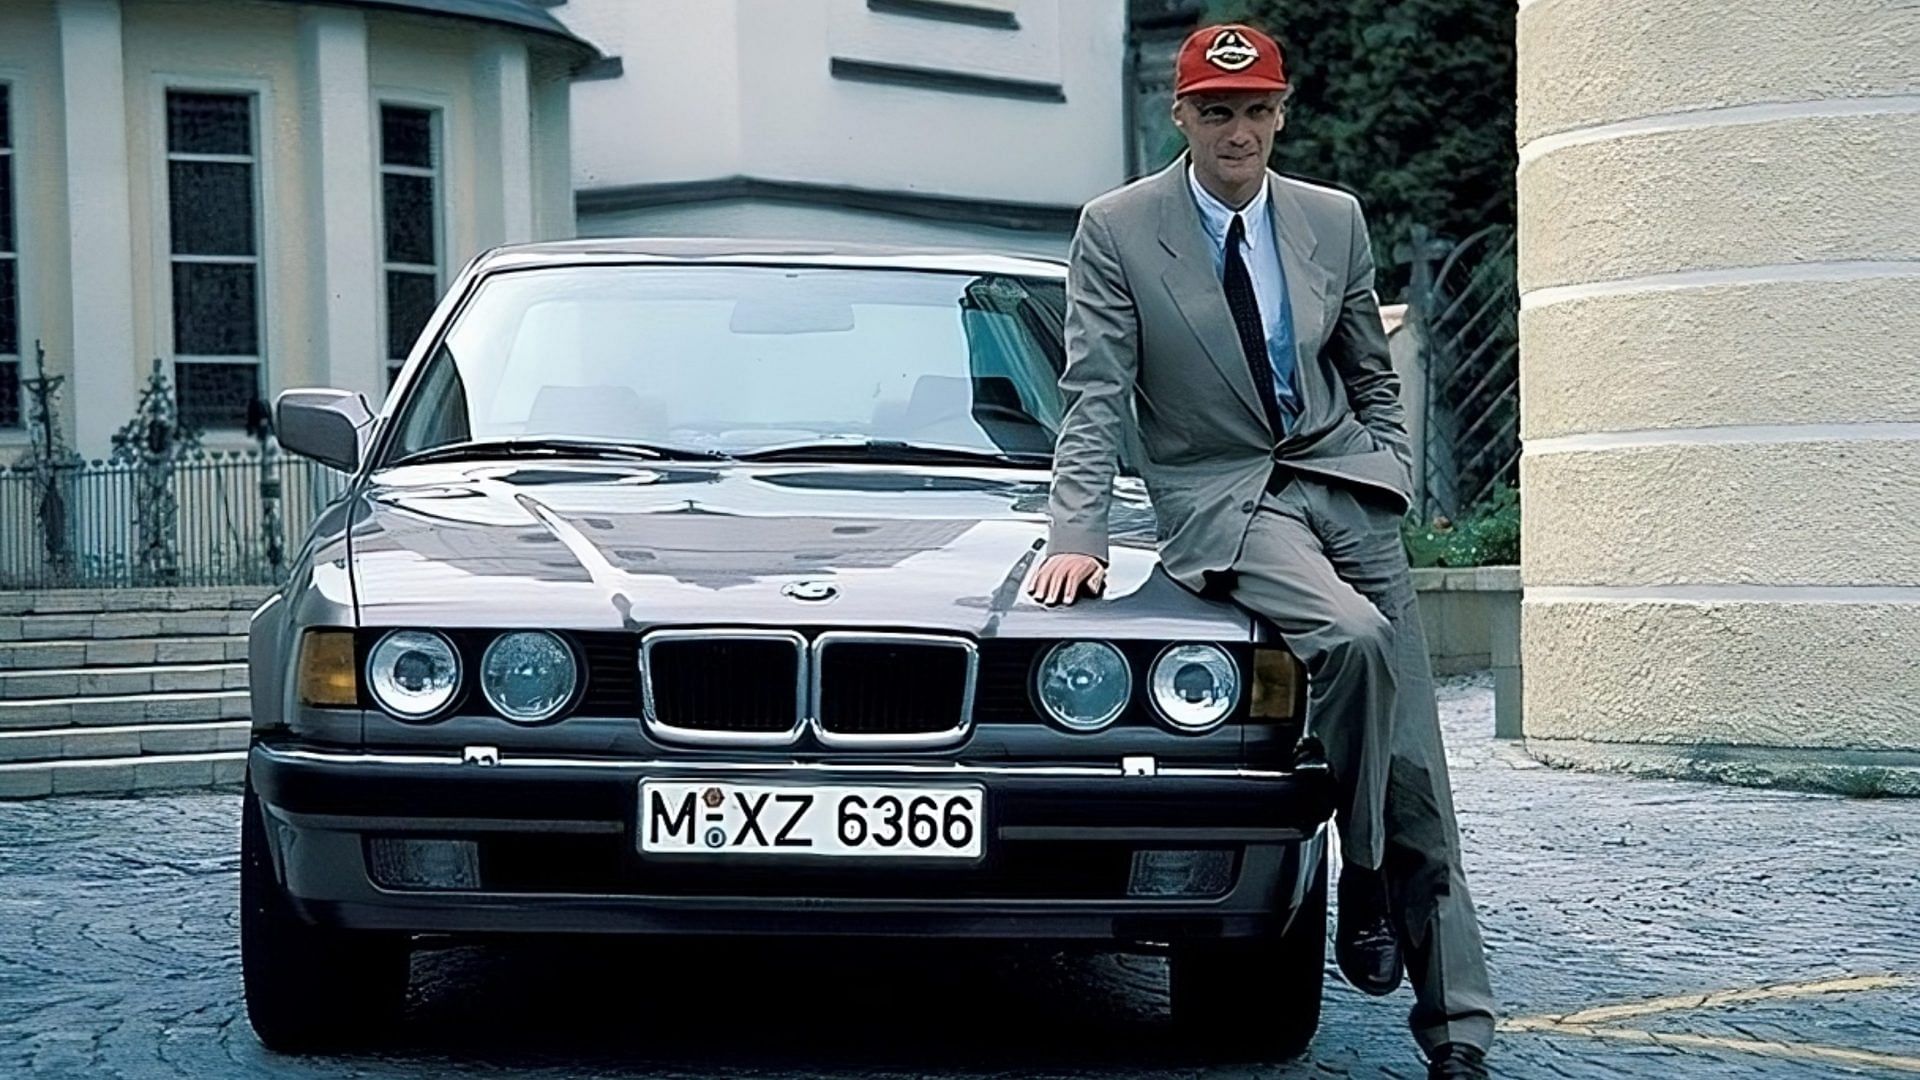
[1170,97,1187,135]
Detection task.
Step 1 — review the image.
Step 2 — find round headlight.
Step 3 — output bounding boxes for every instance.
[480,631,578,724]
[1036,641,1132,732]
[367,630,461,720]
[1149,643,1240,732]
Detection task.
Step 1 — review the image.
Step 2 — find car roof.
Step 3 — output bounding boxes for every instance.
[471,237,1069,280]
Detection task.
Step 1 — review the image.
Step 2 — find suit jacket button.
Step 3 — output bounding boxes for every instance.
[1241,499,1256,513]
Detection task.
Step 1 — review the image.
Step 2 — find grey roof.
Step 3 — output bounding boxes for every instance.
[474,236,1070,278]
[290,1,599,59]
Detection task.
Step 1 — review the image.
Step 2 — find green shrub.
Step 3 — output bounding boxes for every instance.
[1402,483,1518,568]
[1205,0,1517,299]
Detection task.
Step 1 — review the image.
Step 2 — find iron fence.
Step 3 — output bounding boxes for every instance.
[0,449,350,590]
[1403,223,1520,520]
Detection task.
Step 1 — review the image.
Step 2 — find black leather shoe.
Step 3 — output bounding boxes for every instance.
[1427,1043,1489,1079]
[1335,866,1402,996]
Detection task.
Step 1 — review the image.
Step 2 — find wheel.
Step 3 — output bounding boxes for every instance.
[1169,843,1327,1061]
[241,777,410,1052]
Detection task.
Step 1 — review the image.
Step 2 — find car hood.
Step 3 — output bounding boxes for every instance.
[345,460,1251,639]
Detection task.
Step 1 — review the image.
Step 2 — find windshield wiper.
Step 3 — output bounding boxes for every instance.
[733,437,1051,468]
[390,436,730,467]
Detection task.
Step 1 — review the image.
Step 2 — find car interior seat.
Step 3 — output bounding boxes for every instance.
[526,385,669,442]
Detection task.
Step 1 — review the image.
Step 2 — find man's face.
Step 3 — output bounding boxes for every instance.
[1174,92,1285,192]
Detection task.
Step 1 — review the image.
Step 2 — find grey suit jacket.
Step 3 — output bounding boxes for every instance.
[1046,153,1414,593]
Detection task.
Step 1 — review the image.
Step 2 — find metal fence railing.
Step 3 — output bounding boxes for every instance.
[1404,223,1520,520]
[0,450,350,590]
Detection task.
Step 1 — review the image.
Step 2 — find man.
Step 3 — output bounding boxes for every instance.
[1022,23,1495,1079]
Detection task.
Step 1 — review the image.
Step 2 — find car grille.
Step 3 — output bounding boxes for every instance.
[638,630,975,747]
[641,632,806,740]
[813,633,975,744]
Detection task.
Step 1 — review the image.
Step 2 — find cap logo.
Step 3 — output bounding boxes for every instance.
[1204,28,1260,72]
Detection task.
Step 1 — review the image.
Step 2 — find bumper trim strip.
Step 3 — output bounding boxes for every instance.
[996,825,1314,842]
[254,744,1298,781]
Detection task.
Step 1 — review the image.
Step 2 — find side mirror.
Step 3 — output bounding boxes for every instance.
[276,388,373,472]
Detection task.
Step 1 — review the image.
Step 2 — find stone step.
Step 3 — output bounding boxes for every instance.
[0,689,250,731]
[0,662,248,699]
[0,750,247,799]
[0,587,273,617]
[0,610,256,642]
[0,636,248,670]
[0,720,250,763]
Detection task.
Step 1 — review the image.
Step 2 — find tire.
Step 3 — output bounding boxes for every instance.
[1169,843,1328,1061]
[241,777,410,1052]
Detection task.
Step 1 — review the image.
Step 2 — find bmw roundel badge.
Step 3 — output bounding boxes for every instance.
[782,580,838,602]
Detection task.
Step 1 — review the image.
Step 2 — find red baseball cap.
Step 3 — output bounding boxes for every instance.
[1174,24,1288,98]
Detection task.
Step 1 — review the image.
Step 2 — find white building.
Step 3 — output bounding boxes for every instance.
[559,0,1134,259]
[0,0,596,460]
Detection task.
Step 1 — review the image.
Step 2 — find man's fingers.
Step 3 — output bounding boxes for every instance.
[1026,556,1107,606]
[1029,562,1054,603]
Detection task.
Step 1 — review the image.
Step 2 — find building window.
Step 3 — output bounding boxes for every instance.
[165,90,262,431]
[0,83,20,429]
[380,105,440,384]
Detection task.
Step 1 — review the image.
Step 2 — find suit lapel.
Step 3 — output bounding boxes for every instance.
[1154,159,1273,434]
[1267,175,1333,376]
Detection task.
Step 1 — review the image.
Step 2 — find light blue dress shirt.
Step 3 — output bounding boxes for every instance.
[1187,165,1301,427]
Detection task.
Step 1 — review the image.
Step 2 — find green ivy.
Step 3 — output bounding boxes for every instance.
[1403,482,1519,568]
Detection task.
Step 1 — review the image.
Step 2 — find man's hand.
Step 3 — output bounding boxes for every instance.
[1024,553,1107,606]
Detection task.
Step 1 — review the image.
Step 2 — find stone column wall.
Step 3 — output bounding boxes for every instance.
[1515,0,1920,793]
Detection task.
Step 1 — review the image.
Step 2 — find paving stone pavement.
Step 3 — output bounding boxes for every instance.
[1,674,1915,1079]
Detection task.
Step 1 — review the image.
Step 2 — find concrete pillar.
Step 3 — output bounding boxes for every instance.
[297,7,382,400]
[529,63,575,240]
[1386,315,1429,517]
[1516,0,1920,792]
[56,0,137,460]
[473,35,533,251]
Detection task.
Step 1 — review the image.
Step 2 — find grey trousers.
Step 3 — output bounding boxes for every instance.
[1213,474,1496,1053]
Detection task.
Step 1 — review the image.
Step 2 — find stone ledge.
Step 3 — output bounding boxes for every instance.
[1527,738,1920,798]
[0,751,245,800]
[0,587,275,617]
[1412,566,1522,593]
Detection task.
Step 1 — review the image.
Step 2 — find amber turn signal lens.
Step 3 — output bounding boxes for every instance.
[297,629,359,707]
[1249,647,1302,721]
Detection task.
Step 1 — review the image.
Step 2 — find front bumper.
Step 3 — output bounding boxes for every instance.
[249,741,1335,943]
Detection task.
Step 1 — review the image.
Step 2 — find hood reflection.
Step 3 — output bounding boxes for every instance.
[348,461,1242,639]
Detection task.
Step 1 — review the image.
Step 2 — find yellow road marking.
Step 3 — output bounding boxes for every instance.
[1529,974,1914,1028]
[1499,974,1920,1071]
[1505,1019,1920,1074]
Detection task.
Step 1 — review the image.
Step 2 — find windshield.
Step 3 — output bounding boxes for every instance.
[384,264,1072,465]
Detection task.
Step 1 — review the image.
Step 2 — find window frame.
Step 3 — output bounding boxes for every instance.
[373,90,451,389]
[0,74,26,435]
[148,73,279,435]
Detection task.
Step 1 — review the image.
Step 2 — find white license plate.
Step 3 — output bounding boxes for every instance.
[639,780,985,859]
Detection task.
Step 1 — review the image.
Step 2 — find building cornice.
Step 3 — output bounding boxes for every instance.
[575,176,1082,234]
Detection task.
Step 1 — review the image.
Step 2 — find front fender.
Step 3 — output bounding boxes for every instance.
[251,498,361,733]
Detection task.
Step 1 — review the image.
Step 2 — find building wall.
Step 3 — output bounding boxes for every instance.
[0,0,579,460]
[0,1,74,460]
[1515,0,1920,789]
[566,0,1126,250]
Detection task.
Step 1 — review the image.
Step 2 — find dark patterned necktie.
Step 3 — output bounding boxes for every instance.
[1223,213,1288,437]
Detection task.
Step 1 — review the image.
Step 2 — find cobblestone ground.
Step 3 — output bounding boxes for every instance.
[2,674,1916,1079]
